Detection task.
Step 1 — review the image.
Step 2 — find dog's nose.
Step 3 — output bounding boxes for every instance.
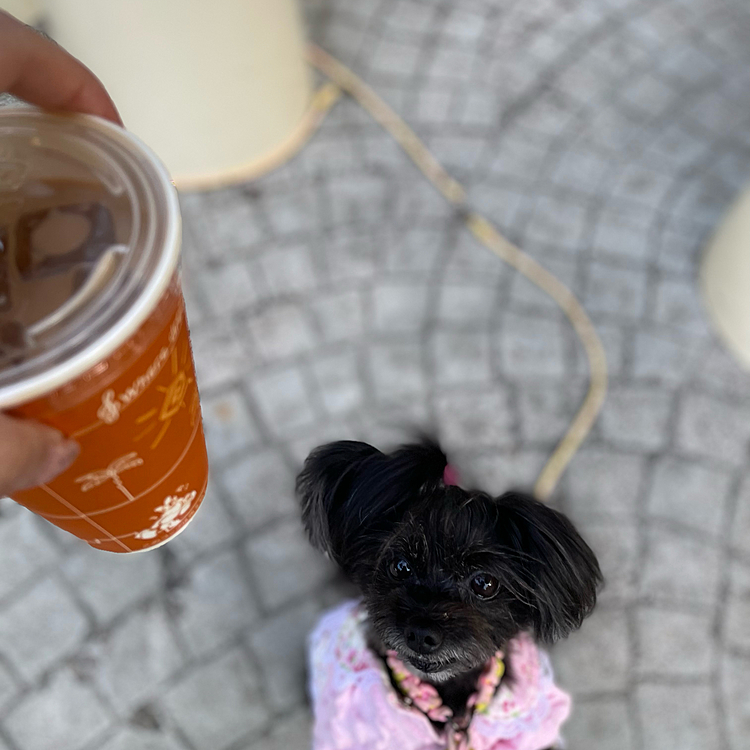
[405,625,443,655]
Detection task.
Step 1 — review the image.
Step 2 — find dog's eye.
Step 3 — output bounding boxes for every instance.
[470,573,499,599]
[388,558,412,580]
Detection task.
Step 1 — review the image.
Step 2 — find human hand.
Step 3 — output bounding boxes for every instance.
[0,10,118,494]
[0,10,121,124]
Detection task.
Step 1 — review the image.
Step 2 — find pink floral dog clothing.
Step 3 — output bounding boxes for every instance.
[308,599,571,750]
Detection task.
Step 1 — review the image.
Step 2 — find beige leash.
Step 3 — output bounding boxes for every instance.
[303,45,608,501]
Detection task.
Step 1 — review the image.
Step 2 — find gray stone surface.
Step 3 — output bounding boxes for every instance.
[162,649,268,750]
[1,1,748,747]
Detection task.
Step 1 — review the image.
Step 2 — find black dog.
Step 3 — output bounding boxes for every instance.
[297,439,601,722]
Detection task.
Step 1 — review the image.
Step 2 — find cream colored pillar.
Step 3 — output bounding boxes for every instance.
[1,0,42,24]
[701,187,750,368]
[43,0,312,189]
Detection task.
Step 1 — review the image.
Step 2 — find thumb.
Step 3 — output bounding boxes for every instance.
[0,413,80,495]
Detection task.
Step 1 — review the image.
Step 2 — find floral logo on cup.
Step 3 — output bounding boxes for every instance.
[134,489,198,541]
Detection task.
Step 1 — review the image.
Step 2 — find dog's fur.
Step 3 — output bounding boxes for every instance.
[297,439,601,718]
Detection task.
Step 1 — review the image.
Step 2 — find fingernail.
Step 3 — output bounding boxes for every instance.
[38,440,81,485]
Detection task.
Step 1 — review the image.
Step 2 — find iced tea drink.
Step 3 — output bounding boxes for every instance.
[0,110,208,552]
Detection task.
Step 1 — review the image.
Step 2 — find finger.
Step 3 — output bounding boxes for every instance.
[0,413,80,495]
[0,11,122,125]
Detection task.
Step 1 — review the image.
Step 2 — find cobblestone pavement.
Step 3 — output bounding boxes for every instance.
[1,1,750,749]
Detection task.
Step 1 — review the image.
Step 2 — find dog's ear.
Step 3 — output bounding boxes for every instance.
[494,492,601,642]
[296,439,448,577]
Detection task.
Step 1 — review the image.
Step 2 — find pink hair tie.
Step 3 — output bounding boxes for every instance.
[443,464,460,486]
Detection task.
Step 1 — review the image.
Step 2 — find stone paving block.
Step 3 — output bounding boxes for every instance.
[561,697,635,750]
[460,88,498,127]
[432,330,492,386]
[599,385,673,452]
[324,230,380,282]
[262,192,316,237]
[573,322,626,378]
[724,561,750,652]
[469,183,528,233]
[548,146,611,193]
[575,520,638,604]
[311,350,365,415]
[415,87,453,123]
[248,599,321,711]
[201,389,260,461]
[327,174,389,226]
[190,323,247,390]
[564,448,645,520]
[621,71,680,118]
[731,475,750,557]
[62,546,161,625]
[610,165,673,209]
[637,683,720,750]
[448,231,509,279]
[584,262,648,319]
[595,199,657,262]
[299,134,356,177]
[636,607,712,677]
[258,244,319,296]
[489,130,549,183]
[509,255,578,311]
[428,135,485,175]
[722,652,750,750]
[370,39,422,77]
[200,262,257,318]
[654,278,712,336]
[311,289,365,344]
[383,2,435,34]
[500,313,566,378]
[551,608,630,694]
[372,280,429,333]
[246,303,317,362]
[169,484,236,564]
[221,448,298,531]
[384,226,446,272]
[437,283,496,324]
[524,195,588,254]
[647,456,731,536]
[286,419,361,467]
[245,519,335,611]
[0,659,18,713]
[368,341,426,399]
[200,191,265,254]
[94,604,183,710]
[0,508,58,601]
[632,329,699,384]
[5,669,111,750]
[0,577,88,681]
[444,450,547,495]
[394,179,452,224]
[249,366,318,436]
[173,550,258,658]
[676,392,750,466]
[162,649,268,750]
[640,527,721,609]
[435,387,515,450]
[246,709,312,750]
[428,47,476,83]
[517,379,585,443]
[100,728,186,750]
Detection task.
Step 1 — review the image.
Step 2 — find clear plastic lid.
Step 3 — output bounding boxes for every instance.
[0,109,180,407]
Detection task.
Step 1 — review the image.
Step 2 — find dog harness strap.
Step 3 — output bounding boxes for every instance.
[385,648,504,747]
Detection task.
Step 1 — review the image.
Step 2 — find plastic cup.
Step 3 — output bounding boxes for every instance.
[0,109,208,553]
